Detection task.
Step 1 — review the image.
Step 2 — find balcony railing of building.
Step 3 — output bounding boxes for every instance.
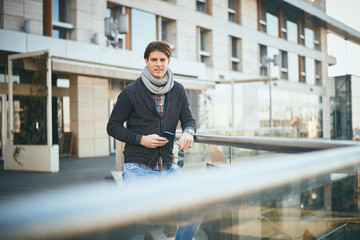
[0,135,360,240]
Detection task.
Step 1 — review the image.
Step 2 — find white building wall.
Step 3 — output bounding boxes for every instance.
[1,0,43,35]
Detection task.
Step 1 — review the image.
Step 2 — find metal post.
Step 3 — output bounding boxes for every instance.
[47,54,52,146]
[8,58,13,144]
[268,60,273,136]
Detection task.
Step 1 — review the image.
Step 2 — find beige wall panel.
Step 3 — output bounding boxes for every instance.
[78,139,95,157]
[242,39,259,75]
[4,0,23,17]
[212,0,227,19]
[3,15,24,32]
[78,121,95,139]
[177,22,197,61]
[70,75,109,157]
[78,86,94,103]
[94,127,108,144]
[95,139,109,156]
[24,0,42,21]
[93,79,108,99]
[74,0,93,13]
[94,103,108,121]
[212,33,229,71]
[241,0,258,29]
[177,0,196,10]
[78,102,95,122]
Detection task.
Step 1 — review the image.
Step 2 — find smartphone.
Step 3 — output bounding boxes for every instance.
[162,131,174,142]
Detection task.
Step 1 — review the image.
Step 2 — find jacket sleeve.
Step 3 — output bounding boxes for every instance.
[179,87,197,134]
[106,90,143,145]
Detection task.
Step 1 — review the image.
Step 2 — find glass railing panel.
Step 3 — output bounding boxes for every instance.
[1,138,360,240]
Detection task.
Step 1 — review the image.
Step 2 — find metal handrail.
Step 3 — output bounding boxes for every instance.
[317,223,347,240]
[1,136,360,239]
[194,134,359,153]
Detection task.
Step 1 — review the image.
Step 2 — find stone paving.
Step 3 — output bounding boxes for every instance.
[0,156,117,202]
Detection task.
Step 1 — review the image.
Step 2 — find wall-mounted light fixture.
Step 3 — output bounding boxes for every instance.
[92,33,99,45]
[23,20,30,33]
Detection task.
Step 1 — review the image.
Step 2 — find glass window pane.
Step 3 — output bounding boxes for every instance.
[53,0,59,22]
[231,37,237,57]
[288,52,299,82]
[306,58,315,85]
[131,9,156,53]
[266,12,278,37]
[305,28,314,49]
[287,19,298,43]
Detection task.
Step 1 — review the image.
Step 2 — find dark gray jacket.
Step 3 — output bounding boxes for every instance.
[107,77,196,169]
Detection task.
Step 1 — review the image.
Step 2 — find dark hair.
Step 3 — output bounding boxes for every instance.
[144,41,172,60]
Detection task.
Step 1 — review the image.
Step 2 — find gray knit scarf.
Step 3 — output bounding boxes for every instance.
[141,66,174,95]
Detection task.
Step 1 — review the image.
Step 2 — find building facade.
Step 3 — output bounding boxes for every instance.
[0,0,359,159]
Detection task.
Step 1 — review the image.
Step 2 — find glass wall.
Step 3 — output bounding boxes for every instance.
[352,76,360,140]
[259,88,322,138]
[332,75,360,140]
[198,82,323,138]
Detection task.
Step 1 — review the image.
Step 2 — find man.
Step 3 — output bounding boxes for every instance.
[107,41,199,239]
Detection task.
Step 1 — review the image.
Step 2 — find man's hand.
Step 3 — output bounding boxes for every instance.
[178,131,194,150]
[140,134,168,148]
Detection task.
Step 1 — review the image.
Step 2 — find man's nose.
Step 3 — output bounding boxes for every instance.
[156,60,161,65]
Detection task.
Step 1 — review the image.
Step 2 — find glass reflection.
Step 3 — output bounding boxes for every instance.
[266,12,279,37]
[287,19,298,43]
[305,27,315,49]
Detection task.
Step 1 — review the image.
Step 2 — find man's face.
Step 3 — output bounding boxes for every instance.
[145,51,170,79]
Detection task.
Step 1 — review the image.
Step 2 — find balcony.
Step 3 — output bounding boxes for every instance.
[1,135,360,239]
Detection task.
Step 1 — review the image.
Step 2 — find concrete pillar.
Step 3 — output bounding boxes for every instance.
[70,75,109,157]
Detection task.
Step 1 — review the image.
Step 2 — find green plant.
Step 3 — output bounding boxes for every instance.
[13,146,25,166]
[15,53,48,145]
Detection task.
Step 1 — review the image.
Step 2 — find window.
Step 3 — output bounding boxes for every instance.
[259,1,267,32]
[299,19,306,46]
[288,52,299,82]
[286,16,298,43]
[258,1,279,37]
[281,13,287,40]
[259,45,267,76]
[197,0,211,14]
[230,36,241,71]
[131,9,156,52]
[197,27,212,65]
[228,0,239,23]
[300,56,306,83]
[305,27,314,49]
[281,51,288,80]
[105,5,128,49]
[157,16,177,56]
[266,11,279,37]
[306,57,315,85]
[52,0,73,39]
[314,26,321,50]
[315,61,321,85]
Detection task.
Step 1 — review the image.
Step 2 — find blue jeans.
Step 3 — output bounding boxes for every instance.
[122,164,202,240]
